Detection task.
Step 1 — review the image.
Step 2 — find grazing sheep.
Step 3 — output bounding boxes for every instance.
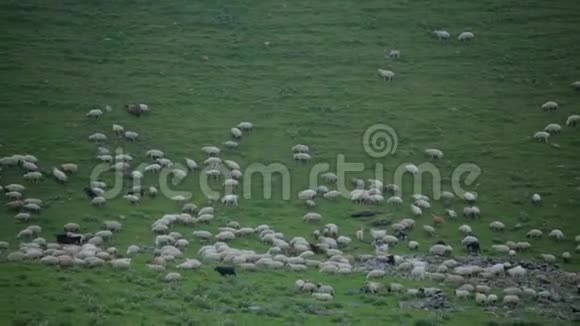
[164,272,182,282]
[455,289,471,298]
[430,244,453,256]
[52,168,68,183]
[566,115,580,127]
[408,241,419,250]
[541,254,556,263]
[531,193,542,206]
[23,172,42,183]
[386,49,400,59]
[367,270,386,279]
[124,131,139,142]
[457,32,474,41]
[526,229,543,238]
[60,163,78,174]
[221,194,238,207]
[293,153,311,162]
[377,69,395,81]
[236,122,253,131]
[544,123,562,134]
[487,294,498,305]
[507,266,527,279]
[549,229,564,240]
[562,251,571,263]
[475,292,487,305]
[231,128,242,139]
[423,225,435,236]
[111,258,131,270]
[572,81,580,90]
[292,144,310,153]
[458,224,472,235]
[86,109,103,119]
[303,212,322,223]
[489,221,505,232]
[88,133,107,142]
[502,295,520,307]
[424,148,443,159]
[541,101,558,111]
[533,131,550,142]
[433,30,450,40]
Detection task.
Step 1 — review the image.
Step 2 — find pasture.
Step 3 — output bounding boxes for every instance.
[1,0,580,325]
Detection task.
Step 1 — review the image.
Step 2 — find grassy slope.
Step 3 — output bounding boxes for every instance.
[0,0,580,325]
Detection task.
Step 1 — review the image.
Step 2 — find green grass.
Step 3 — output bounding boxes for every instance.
[1,0,580,324]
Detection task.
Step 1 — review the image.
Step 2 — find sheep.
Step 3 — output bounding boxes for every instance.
[492,245,510,254]
[463,206,480,219]
[562,251,571,263]
[526,229,543,238]
[515,242,531,251]
[291,144,309,153]
[215,231,235,241]
[458,224,472,235]
[86,109,103,119]
[355,227,364,241]
[572,81,580,90]
[533,131,550,142]
[430,244,453,256]
[503,295,520,306]
[411,204,423,217]
[489,221,505,232]
[88,133,107,142]
[503,287,522,296]
[474,292,487,305]
[531,193,542,206]
[293,153,311,162]
[104,221,122,232]
[541,101,558,111]
[362,281,382,294]
[405,164,418,175]
[549,229,564,240]
[164,272,182,282]
[60,163,78,174]
[201,146,221,156]
[408,241,419,250]
[237,122,253,131]
[476,285,491,294]
[24,203,41,212]
[433,30,450,40]
[221,194,238,207]
[5,191,22,200]
[111,258,132,270]
[178,259,202,270]
[545,123,562,135]
[336,236,352,247]
[455,289,471,298]
[126,104,149,116]
[52,167,68,183]
[566,115,580,127]
[507,266,527,278]
[144,164,162,173]
[231,127,242,139]
[411,266,426,280]
[298,189,317,200]
[457,32,474,41]
[487,294,498,305]
[4,184,25,192]
[91,196,106,206]
[124,131,139,142]
[423,225,435,236]
[367,270,385,279]
[377,69,395,81]
[303,212,322,223]
[540,254,556,263]
[22,171,42,183]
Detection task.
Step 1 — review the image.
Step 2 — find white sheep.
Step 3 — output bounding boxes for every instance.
[201,146,221,156]
[303,212,322,222]
[124,131,139,142]
[531,193,541,205]
[377,69,395,81]
[293,153,311,162]
[237,122,253,131]
[111,258,132,269]
[231,127,242,139]
[549,229,564,240]
[541,101,558,111]
[572,81,580,90]
[540,254,556,263]
[423,225,435,236]
[526,229,543,238]
[291,144,309,153]
[52,167,68,183]
[424,148,443,159]
[533,131,550,142]
[562,251,571,263]
[298,189,317,200]
[457,32,474,41]
[88,133,107,142]
[91,196,106,206]
[408,241,419,250]
[221,194,238,207]
[164,272,182,282]
[502,295,520,306]
[86,109,103,119]
[405,164,418,175]
[544,123,562,134]
[507,265,527,278]
[433,30,450,40]
[489,221,505,232]
[566,115,580,127]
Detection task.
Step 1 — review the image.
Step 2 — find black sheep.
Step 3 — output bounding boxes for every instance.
[214,266,236,277]
[84,187,98,199]
[56,233,83,245]
[466,242,481,254]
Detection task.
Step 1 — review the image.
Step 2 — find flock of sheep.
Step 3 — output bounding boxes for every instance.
[1,29,580,318]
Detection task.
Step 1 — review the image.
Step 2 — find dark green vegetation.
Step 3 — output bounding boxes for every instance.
[1,0,580,324]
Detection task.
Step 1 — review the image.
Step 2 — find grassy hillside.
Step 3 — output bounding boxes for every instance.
[1,0,580,325]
